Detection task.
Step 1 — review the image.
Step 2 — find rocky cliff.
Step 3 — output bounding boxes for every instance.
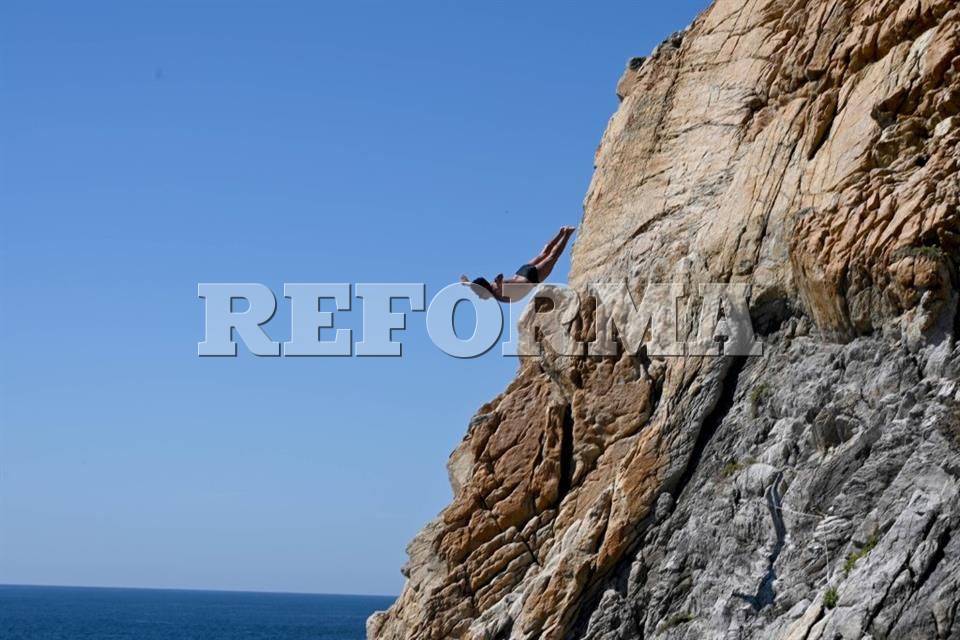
[369,0,960,638]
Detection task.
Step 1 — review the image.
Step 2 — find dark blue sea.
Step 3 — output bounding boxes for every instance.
[0,585,395,640]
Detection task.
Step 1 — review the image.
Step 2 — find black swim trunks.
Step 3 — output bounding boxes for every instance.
[515,263,540,283]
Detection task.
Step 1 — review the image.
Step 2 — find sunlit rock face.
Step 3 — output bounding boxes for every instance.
[369,1,960,638]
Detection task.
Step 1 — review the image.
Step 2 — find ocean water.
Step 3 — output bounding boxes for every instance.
[0,585,395,640]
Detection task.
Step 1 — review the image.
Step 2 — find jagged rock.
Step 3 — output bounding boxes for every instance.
[369,1,960,638]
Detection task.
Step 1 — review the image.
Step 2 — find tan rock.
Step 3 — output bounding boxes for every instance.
[369,1,960,638]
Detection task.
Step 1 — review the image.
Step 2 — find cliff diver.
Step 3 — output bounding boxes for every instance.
[461,226,575,302]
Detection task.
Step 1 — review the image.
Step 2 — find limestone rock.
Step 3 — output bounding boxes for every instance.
[370,1,960,638]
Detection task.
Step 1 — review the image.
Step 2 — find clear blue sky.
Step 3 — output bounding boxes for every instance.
[0,1,706,596]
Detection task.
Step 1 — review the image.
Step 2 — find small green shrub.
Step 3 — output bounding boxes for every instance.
[893,245,944,261]
[719,457,756,480]
[916,246,943,259]
[662,612,695,629]
[842,554,857,576]
[824,587,839,609]
[721,461,744,478]
[749,382,771,408]
[843,533,879,576]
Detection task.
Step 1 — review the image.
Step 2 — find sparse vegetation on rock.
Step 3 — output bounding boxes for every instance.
[824,588,839,610]
[843,533,879,577]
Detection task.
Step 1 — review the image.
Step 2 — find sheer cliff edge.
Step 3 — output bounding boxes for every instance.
[369,1,960,638]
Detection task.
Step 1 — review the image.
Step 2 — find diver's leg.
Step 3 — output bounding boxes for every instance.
[539,227,568,256]
[530,228,569,266]
[531,228,573,280]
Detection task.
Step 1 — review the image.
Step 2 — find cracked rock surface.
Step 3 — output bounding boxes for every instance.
[369,0,960,638]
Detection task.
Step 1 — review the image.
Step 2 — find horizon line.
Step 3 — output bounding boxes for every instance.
[0,582,398,600]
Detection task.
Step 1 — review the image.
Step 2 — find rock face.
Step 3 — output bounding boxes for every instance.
[368,1,960,638]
